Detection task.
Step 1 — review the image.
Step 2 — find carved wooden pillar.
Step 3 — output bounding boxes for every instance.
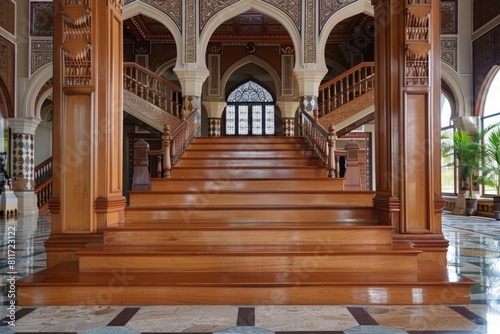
[47,0,125,266]
[372,0,446,265]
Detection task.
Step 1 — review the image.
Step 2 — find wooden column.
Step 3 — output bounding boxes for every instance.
[47,0,125,267]
[372,0,447,265]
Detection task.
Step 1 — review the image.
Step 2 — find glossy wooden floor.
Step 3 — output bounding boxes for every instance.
[17,137,474,305]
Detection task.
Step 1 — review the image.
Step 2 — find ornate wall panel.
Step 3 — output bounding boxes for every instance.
[31,2,54,37]
[281,53,294,96]
[404,0,431,86]
[0,0,15,35]
[185,0,196,63]
[440,0,457,34]
[149,43,176,72]
[473,25,500,108]
[200,0,239,30]
[473,0,500,32]
[208,53,221,96]
[124,0,182,29]
[0,35,15,112]
[319,0,357,32]
[31,39,53,75]
[304,0,316,63]
[263,0,300,30]
[441,36,457,71]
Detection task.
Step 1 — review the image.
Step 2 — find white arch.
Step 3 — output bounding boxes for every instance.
[199,0,301,70]
[35,87,53,118]
[441,63,470,118]
[475,65,500,117]
[123,1,182,68]
[22,63,53,119]
[220,54,282,101]
[318,0,374,69]
[154,59,177,76]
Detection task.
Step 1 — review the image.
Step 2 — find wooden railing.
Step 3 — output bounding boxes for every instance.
[318,62,375,117]
[123,62,183,117]
[34,157,52,211]
[132,109,199,190]
[299,110,336,178]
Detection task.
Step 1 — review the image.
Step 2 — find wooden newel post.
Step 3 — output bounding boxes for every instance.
[132,139,151,190]
[327,123,336,178]
[344,140,361,190]
[163,123,172,178]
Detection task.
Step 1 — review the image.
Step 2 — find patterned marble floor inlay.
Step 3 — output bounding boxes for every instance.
[2,212,500,333]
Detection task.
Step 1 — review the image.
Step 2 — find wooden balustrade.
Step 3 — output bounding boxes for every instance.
[318,62,375,116]
[123,62,183,117]
[132,109,199,189]
[34,157,52,211]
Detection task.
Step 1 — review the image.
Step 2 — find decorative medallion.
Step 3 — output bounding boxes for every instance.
[31,2,54,37]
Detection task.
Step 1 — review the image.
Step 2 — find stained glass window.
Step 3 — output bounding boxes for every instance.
[227,80,273,103]
[238,105,249,135]
[252,105,263,135]
[226,80,275,135]
[226,105,236,135]
[265,105,275,135]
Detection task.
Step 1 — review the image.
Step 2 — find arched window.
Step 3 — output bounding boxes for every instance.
[481,68,500,195]
[225,80,276,136]
[441,92,456,194]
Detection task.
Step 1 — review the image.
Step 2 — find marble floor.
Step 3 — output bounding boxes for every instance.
[1,212,500,333]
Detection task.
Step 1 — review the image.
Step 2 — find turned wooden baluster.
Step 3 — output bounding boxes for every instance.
[327,123,336,178]
[162,123,172,178]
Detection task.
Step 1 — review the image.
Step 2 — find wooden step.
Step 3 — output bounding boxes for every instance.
[187,143,311,150]
[102,222,394,246]
[17,261,474,305]
[183,150,316,158]
[170,167,328,178]
[128,191,375,207]
[192,137,307,144]
[77,244,421,273]
[124,205,378,223]
[150,178,345,192]
[175,157,321,167]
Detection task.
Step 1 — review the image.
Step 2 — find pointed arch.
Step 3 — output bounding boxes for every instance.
[0,78,13,119]
[199,0,301,69]
[21,63,53,119]
[441,63,468,118]
[318,0,374,69]
[123,1,182,68]
[220,54,282,101]
[475,65,500,117]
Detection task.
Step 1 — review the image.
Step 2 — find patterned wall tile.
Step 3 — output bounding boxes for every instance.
[0,0,15,35]
[320,0,357,32]
[441,37,457,71]
[31,39,53,75]
[124,0,182,29]
[441,0,457,35]
[0,35,15,115]
[11,134,35,191]
[31,2,54,37]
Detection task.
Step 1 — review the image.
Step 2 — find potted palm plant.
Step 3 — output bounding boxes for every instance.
[442,129,482,215]
[477,124,500,219]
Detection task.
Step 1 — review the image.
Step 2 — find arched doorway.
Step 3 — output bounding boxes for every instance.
[223,80,279,136]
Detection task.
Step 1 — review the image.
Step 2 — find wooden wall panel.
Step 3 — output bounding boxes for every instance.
[404,93,430,233]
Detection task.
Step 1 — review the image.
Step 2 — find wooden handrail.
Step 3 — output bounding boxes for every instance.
[34,157,52,211]
[298,110,336,178]
[318,62,375,117]
[132,109,199,189]
[123,62,183,117]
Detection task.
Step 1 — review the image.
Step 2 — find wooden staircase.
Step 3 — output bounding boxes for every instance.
[18,136,473,305]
